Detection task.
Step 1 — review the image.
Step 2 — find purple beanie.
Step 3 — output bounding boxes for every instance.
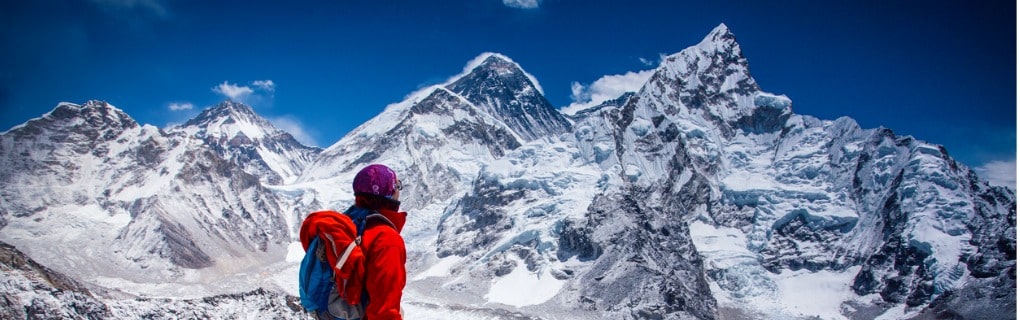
[353,164,398,197]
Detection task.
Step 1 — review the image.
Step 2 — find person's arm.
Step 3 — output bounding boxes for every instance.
[364,230,406,320]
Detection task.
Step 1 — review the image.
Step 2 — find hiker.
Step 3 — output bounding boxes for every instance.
[299,164,408,320]
[351,164,408,319]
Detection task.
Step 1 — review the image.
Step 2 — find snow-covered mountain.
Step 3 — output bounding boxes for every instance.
[0,100,291,290]
[582,25,1016,319]
[445,54,573,142]
[0,23,1014,320]
[171,100,321,185]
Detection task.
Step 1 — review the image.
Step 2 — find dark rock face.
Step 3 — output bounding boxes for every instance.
[156,218,215,269]
[735,105,791,134]
[0,241,113,320]
[418,89,523,157]
[917,183,1017,318]
[571,193,718,320]
[446,55,572,141]
[556,218,602,262]
[761,210,855,273]
[436,174,520,258]
[41,100,140,148]
[915,272,1016,320]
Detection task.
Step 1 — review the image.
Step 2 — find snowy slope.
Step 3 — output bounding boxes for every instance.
[0,240,305,319]
[0,23,1014,320]
[0,100,291,297]
[170,100,321,185]
[610,24,1016,319]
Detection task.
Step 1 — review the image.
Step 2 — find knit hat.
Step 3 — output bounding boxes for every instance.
[352,164,398,197]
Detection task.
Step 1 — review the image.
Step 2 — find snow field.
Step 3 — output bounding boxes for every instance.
[484,254,566,307]
[691,220,862,320]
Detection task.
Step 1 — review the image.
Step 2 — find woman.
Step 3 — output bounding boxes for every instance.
[350,164,408,320]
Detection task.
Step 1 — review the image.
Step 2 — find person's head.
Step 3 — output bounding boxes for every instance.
[352,164,402,210]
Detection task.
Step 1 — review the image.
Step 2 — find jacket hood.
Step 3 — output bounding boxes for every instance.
[374,208,407,233]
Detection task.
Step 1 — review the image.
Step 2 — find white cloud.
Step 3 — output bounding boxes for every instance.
[212,80,276,106]
[561,69,655,115]
[253,80,275,92]
[269,116,319,147]
[212,81,255,101]
[167,102,194,111]
[638,54,669,67]
[502,0,540,9]
[975,158,1017,191]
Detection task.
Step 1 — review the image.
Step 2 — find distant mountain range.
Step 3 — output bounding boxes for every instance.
[0,24,1013,320]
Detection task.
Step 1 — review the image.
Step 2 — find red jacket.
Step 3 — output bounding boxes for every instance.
[361,207,407,320]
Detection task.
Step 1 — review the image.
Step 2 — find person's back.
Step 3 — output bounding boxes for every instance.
[351,164,407,320]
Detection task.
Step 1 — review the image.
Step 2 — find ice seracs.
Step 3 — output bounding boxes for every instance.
[0,24,1014,320]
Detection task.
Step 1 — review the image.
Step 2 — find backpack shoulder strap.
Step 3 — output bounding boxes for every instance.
[365,212,396,231]
[344,206,375,235]
[346,206,397,235]
[308,210,364,272]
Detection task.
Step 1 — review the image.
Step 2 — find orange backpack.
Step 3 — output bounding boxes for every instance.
[298,208,394,318]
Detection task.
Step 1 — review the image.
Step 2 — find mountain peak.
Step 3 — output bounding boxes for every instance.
[477,53,515,70]
[173,100,320,185]
[180,100,273,137]
[658,24,745,71]
[480,52,513,64]
[185,100,258,126]
[454,52,544,95]
[707,23,733,40]
[176,101,281,148]
[694,23,741,55]
[46,100,138,131]
[652,24,757,121]
[217,99,255,112]
[476,55,520,78]
[445,53,571,141]
[82,99,111,108]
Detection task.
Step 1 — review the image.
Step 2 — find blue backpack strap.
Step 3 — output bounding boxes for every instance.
[344,206,371,236]
[344,206,396,235]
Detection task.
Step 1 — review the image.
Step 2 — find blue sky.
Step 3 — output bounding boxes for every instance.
[1,0,1016,187]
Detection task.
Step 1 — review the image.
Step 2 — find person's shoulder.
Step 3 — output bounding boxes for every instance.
[366,228,405,254]
[365,222,403,241]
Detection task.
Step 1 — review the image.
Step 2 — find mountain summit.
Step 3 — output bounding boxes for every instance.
[173,100,321,185]
[0,99,291,283]
[181,100,267,138]
[699,23,740,53]
[446,53,572,141]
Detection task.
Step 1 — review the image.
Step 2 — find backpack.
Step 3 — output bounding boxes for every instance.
[298,207,395,319]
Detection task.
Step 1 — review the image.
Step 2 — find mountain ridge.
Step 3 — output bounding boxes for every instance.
[172,100,321,185]
[0,99,292,284]
[0,23,1014,320]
